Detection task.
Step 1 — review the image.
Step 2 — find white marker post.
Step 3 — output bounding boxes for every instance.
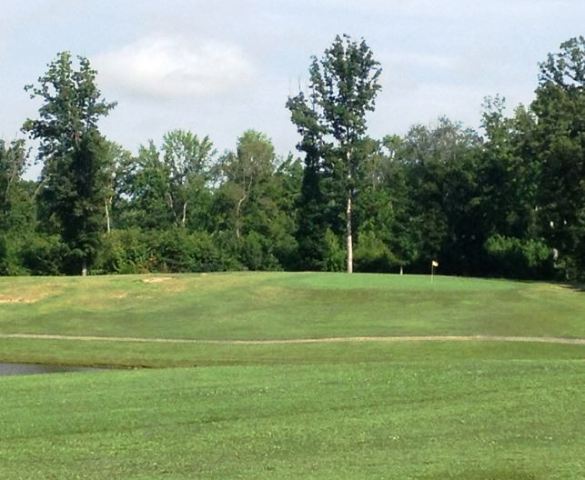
[431,260,439,282]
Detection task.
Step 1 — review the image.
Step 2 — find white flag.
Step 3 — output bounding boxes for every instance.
[432,260,439,267]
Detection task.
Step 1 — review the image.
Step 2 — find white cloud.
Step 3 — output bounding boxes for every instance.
[94,36,255,100]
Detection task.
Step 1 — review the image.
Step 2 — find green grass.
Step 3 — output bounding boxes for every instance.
[1,272,585,343]
[2,360,585,479]
[1,272,585,479]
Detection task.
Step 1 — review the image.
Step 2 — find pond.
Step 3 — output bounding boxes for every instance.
[0,363,103,376]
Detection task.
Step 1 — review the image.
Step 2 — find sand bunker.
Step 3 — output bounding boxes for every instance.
[141,277,173,284]
[0,295,36,304]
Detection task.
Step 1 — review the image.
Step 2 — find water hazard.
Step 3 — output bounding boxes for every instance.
[0,363,102,376]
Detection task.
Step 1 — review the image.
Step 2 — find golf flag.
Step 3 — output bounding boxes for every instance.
[432,260,439,268]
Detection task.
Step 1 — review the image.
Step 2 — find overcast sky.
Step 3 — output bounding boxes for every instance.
[2,0,584,177]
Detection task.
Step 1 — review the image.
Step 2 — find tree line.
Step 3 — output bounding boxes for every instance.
[1,35,585,279]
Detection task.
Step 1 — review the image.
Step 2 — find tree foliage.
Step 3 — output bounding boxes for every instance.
[287,34,382,272]
[0,139,29,231]
[5,38,585,280]
[162,130,215,228]
[532,37,585,278]
[23,52,115,275]
[23,52,116,159]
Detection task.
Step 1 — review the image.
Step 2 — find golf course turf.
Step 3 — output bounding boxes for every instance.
[1,272,584,479]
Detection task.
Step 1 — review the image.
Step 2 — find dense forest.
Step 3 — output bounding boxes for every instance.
[1,35,585,280]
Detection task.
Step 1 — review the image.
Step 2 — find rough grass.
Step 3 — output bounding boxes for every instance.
[1,272,585,479]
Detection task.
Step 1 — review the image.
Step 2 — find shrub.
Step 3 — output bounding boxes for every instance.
[484,235,553,279]
[237,232,281,271]
[355,230,398,273]
[95,229,151,274]
[0,235,14,275]
[323,229,345,272]
[149,229,235,273]
[20,234,67,275]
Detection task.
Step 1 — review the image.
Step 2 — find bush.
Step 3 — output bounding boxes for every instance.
[20,234,67,275]
[484,235,553,279]
[95,229,151,274]
[323,229,345,272]
[96,229,240,274]
[354,230,397,273]
[149,229,238,273]
[238,232,281,271]
[0,235,15,275]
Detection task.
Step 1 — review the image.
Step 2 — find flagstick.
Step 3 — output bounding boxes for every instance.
[431,263,434,283]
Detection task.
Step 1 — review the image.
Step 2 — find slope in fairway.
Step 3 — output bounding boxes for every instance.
[1,272,585,343]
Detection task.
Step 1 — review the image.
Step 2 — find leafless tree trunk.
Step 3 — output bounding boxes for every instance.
[235,191,248,239]
[105,198,111,235]
[346,192,353,273]
[181,201,188,228]
[166,192,179,225]
[235,177,253,239]
[346,150,353,273]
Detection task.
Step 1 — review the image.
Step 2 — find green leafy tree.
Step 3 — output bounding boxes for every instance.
[286,92,332,270]
[478,96,539,241]
[23,52,116,159]
[23,52,116,275]
[44,131,110,274]
[288,34,382,273]
[216,130,276,240]
[102,141,133,235]
[379,135,418,270]
[118,141,174,230]
[353,137,411,272]
[213,130,297,270]
[117,131,215,232]
[0,139,29,231]
[162,130,215,228]
[531,37,585,278]
[399,118,482,274]
[272,156,303,269]
[0,139,34,275]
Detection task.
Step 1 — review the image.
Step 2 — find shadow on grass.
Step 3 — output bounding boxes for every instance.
[559,281,585,293]
[422,470,540,480]
[500,276,585,294]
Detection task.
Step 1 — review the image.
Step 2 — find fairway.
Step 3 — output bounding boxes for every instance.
[1,273,585,479]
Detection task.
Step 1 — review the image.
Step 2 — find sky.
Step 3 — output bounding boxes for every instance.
[1,0,584,178]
